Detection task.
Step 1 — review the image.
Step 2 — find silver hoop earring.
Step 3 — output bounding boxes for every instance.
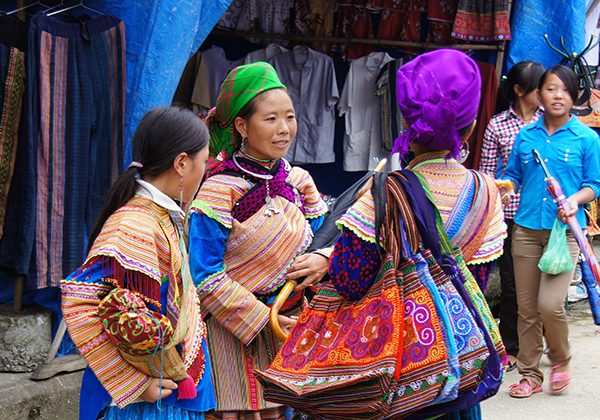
[240,137,248,153]
[457,142,470,164]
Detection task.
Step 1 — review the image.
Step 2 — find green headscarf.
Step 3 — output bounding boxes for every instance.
[205,62,286,162]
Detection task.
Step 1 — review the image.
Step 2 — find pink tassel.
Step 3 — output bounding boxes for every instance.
[177,375,197,400]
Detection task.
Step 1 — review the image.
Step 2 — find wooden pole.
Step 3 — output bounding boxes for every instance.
[212,29,501,52]
[13,275,24,312]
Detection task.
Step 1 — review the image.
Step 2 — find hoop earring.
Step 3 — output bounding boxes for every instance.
[178,176,184,204]
[240,137,248,153]
[457,142,470,164]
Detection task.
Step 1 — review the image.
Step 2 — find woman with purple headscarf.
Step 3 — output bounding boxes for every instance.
[328,49,508,418]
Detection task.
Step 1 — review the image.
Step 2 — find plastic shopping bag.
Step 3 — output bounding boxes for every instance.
[538,219,574,275]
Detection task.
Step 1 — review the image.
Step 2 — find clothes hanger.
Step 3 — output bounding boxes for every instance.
[46,1,103,17]
[7,1,45,15]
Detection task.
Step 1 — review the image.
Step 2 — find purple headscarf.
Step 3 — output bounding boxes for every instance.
[393,49,481,158]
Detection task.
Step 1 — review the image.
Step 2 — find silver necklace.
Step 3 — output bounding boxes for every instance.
[232,154,280,216]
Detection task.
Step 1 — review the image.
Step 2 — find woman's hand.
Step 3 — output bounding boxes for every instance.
[275,314,298,336]
[286,252,329,291]
[139,378,178,402]
[558,196,579,223]
[558,188,595,223]
[495,180,515,206]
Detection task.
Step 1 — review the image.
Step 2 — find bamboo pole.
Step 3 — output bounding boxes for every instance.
[213,29,501,52]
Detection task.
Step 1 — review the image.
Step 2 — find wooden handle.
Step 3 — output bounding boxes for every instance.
[269,280,296,341]
[373,158,387,173]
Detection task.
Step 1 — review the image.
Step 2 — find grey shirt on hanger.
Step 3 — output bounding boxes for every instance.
[272,46,339,164]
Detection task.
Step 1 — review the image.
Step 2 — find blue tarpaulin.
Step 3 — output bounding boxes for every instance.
[508,0,586,71]
[85,0,232,164]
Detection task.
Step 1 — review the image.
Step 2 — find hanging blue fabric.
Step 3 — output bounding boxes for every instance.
[508,0,586,70]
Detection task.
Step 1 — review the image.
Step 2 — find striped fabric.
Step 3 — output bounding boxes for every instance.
[0,46,25,239]
[336,189,377,244]
[62,196,206,408]
[62,280,153,407]
[32,13,126,288]
[407,151,507,265]
[88,198,182,284]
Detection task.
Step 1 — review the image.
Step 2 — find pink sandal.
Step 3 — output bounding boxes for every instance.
[509,377,542,398]
[550,365,571,394]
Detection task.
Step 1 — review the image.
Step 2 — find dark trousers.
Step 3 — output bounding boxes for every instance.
[499,219,518,356]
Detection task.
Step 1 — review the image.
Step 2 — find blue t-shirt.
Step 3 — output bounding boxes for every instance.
[503,115,600,230]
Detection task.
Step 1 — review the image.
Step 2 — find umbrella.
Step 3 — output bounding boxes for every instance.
[270,159,388,340]
[533,149,600,325]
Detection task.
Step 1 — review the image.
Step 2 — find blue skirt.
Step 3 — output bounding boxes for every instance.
[101,403,205,420]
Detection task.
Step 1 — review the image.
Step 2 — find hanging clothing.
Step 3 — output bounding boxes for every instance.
[0,12,126,289]
[451,0,512,41]
[375,58,405,153]
[244,43,288,65]
[294,0,335,53]
[193,46,243,115]
[465,61,499,170]
[172,50,204,109]
[377,0,426,44]
[339,52,394,171]
[62,180,215,420]
[272,46,339,164]
[0,14,27,239]
[189,155,327,417]
[427,0,459,44]
[335,4,375,59]
[217,0,294,35]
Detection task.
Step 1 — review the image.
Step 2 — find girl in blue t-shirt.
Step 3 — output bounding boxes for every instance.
[501,65,600,398]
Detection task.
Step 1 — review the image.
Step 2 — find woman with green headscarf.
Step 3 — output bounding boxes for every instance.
[188,62,331,419]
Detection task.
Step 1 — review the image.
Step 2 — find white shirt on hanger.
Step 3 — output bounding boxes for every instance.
[339,52,394,171]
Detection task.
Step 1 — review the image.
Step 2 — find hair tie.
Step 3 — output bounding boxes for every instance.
[128,161,143,169]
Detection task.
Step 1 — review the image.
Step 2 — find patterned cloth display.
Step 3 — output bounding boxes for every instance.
[0,14,26,239]
[257,158,507,417]
[452,0,512,41]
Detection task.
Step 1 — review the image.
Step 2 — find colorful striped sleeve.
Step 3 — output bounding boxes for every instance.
[288,166,328,219]
[61,260,152,408]
[189,212,270,346]
[335,189,378,244]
